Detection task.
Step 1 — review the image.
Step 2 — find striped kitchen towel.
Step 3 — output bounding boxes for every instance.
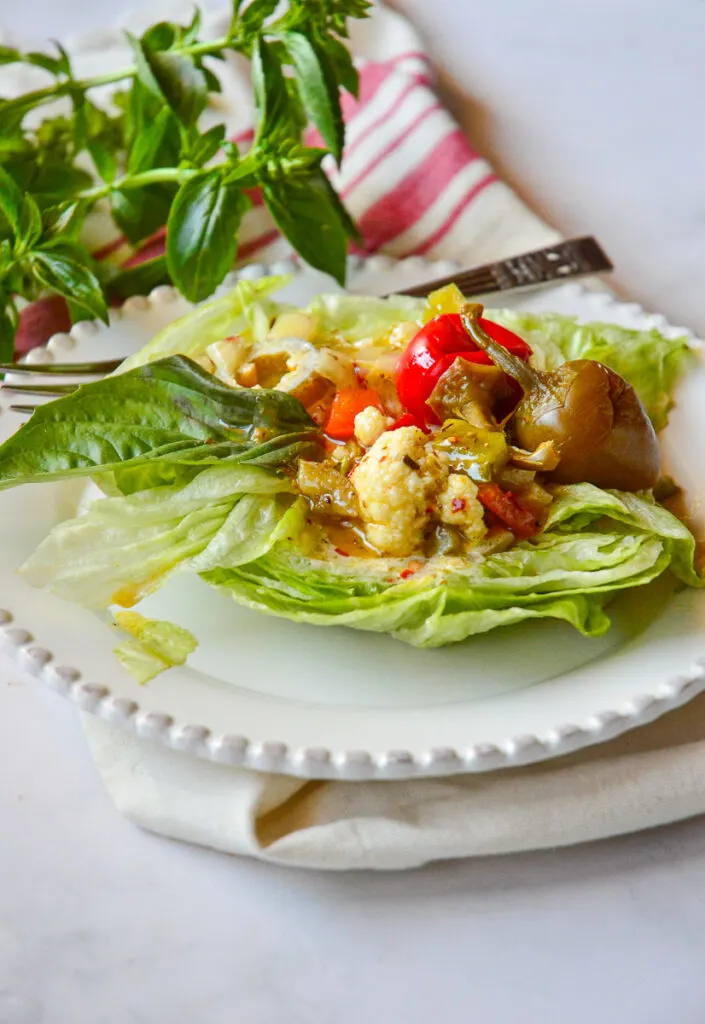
[2,0,557,352]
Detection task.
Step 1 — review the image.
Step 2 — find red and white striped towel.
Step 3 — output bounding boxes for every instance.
[2,1,557,352]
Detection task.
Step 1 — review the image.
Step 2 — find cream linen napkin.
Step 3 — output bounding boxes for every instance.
[4,1,703,869]
[82,696,705,870]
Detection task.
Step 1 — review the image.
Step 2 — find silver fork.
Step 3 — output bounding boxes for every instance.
[2,236,612,414]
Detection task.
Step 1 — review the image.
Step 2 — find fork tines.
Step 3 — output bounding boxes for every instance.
[395,236,613,299]
[0,358,124,377]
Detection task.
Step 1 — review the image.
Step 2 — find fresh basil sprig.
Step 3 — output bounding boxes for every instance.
[0,0,371,358]
[0,355,320,490]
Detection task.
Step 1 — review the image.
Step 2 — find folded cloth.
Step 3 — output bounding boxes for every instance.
[7,1,700,871]
[82,694,705,870]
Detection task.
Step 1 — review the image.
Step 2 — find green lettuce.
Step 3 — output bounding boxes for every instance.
[2,290,701,653]
[304,292,425,342]
[201,485,702,647]
[113,611,198,685]
[486,309,693,430]
[119,276,291,371]
[20,463,305,609]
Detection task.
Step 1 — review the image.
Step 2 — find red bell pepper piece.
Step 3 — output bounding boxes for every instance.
[477,483,540,539]
[395,313,532,427]
[325,387,384,441]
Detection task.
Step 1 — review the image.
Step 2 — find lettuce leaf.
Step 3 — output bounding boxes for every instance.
[304,292,425,342]
[486,310,693,430]
[201,485,702,647]
[113,611,197,685]
[119,276,291,371]
[20,463,306,609]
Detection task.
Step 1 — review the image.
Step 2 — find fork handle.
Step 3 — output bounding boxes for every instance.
[390,236,613,299]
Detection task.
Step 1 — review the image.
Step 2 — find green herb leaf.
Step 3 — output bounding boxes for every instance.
[0,46,20,65]
[141,21,176,52]
[25,48,68,76]
[87,139,117,183]
[181,8,202,46]
[278,31,344,163]
[44,201,87,240]
[16,195,43,252]
[319,34,359,97]
[0,166,23,237]
[127,107,179,172]
[182,123,226,166]
[234,0,280,38]
[263,167,351,284]
[110,185,176,247]
[31,248,109,324]
[252,37,294,140]
[30,159,92,200]
[105,255,171,303]
[167,170,250,302]
[0,301,16,361]
[0,355,317,490]
[129,33,207,127]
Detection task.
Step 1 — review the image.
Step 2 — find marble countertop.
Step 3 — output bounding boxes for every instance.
[3,1,705,1021]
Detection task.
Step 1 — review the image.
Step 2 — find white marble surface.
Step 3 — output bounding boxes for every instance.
[3,1,705,1021]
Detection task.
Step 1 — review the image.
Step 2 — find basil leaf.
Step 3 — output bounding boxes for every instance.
[0,46,20,66]
[252,38,293,140]
[31,249,109,324]
[201,66,222,94]
[105,255,170,303]
[181,8,202,46]
[126,105,180,177]
[111,183,176,246]
[45,201,87,240]
[0,302,16,361]
[167,170,250,302]
[88,139,117,183]
[235,0,280,37]
[147,50,207,127]
[278,31,344,164]
[25,50,68,76]
[16,195,43,251]
[129,34,207,128]
[0,355,317,490]
[141,21,176,52]
[31,159,92,200]
[320,35,359,97]
[263,168,349,285]
[0,166,23,237]
[182,124,226,167]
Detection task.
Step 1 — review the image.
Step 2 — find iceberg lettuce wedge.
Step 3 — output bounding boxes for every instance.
[201,485,701,647]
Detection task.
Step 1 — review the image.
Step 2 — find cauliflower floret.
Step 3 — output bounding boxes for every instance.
[438,474,487,546]
[354,406,387,448]
[351,427,447,556]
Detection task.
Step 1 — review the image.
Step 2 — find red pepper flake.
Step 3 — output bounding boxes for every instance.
[451,497,466,513]
[400,560,424,579]
[379,455,387,463]
[334,547,350,557]
[425,506,434,515]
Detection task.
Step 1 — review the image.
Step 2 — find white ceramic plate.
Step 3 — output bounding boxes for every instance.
[1,256,704,781]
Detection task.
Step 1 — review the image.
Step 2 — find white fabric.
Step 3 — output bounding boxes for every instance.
[83,696,705,870]
[6,0,703,869]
